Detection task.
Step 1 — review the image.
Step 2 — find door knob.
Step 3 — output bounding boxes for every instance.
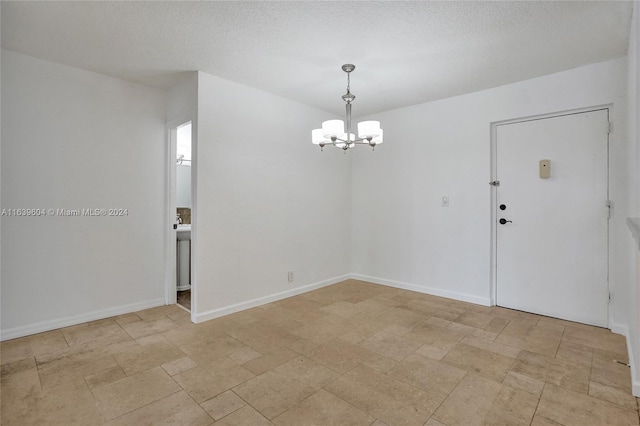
[499,204,507,210]
[499,218,512,225]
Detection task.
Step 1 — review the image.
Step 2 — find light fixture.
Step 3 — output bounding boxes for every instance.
[312,64,383,151]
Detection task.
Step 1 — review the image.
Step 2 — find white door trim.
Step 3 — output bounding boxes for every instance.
[489,105,611,324]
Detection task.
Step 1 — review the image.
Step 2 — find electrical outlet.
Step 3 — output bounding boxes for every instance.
[287,271,294,283]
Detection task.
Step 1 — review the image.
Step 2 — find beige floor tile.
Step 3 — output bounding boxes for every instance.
[360,353,398,373]
[402,300,463,321]
[339,330,368,344]
[114,340,185,375]
[84,365,126,389]
[441,343,515,383]
[535,383,639,426]
[502,371,545,396]
[484,317,510,334]
[173,364,254,403]
[214,405,273,425]
[92,366,181,420]
[136,305,184,321]
[562,326,627,355]
[522,326,563,357]
[495,320,536,349]
[512,350,590,393]
[200,390,246,420]
[415,343,450,360]
[27,329,70,358]
[136,333,168,346]
[166,308,193,324]
[590,357,632,392]
[388,353,466,397]
[242,347,299,375]
[319,301,369,319]
[2,380,104,426]
[1,357,42,412]
[2,280,636,426]
[105,390,213,426]
[161,325,224,347]
[461,335,521,358]
[65,332,137,357]
[273,389,374,425]
[432,374,502,426]
[306,339,377,374]
[161,356,198,376]
[555,340,594,368]
[593,346,630,364]
[536,317,568,331]
[234,356,338,419]
[37,349,119,388]
[287,338,318,355]
[227,345,263,364]
[110,339,184,375]
[179,335,247,365]
[227,323,300,353]
[62,320,126,347]
[114,313,142,326]
[291,319,352,345]
[425,419,447,426]
[408,322,467,350]
[359,329,422,361]
[122,317,180,339]
[454,311,496,329]
[483,385,540,425]
[379,306,427,328]
[588,381,638,410]
[348,309,398,337]
[325,364,443,425]
[446,321,498,341]
[0,336,34,365]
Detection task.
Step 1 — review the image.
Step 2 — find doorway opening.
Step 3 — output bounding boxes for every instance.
[175,122,192,311]
[166,119,194,314]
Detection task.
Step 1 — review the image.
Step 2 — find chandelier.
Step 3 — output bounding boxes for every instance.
[312,64,383,151]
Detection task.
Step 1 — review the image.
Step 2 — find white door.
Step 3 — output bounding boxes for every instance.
[495,109,609,327]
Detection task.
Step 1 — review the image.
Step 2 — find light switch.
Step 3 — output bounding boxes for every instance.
[539,159,550,179]
[441,195,449,207]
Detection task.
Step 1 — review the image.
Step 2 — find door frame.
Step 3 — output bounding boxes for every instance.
[489,105,611,324]
[165,116,197,321]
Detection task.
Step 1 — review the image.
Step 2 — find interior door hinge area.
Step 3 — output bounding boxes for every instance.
[606,200,612,220]
[608,121,613,134]
[489,180,500,187]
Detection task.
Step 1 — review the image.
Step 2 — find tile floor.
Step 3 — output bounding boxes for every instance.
[177,289,191,311]
[1,280,638,425]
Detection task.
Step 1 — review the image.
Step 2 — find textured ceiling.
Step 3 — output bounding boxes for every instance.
[1,1,634,117]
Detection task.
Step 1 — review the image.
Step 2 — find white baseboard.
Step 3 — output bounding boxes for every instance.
[194,274,352,324]
[350,273,492,307]
[0,298,165,341]
[610,321,640,397]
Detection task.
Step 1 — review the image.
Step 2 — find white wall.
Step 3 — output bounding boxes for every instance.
[1,50,167,339]
[352,58,629,312]
[626,3,640,397]
[194,71,351,321]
